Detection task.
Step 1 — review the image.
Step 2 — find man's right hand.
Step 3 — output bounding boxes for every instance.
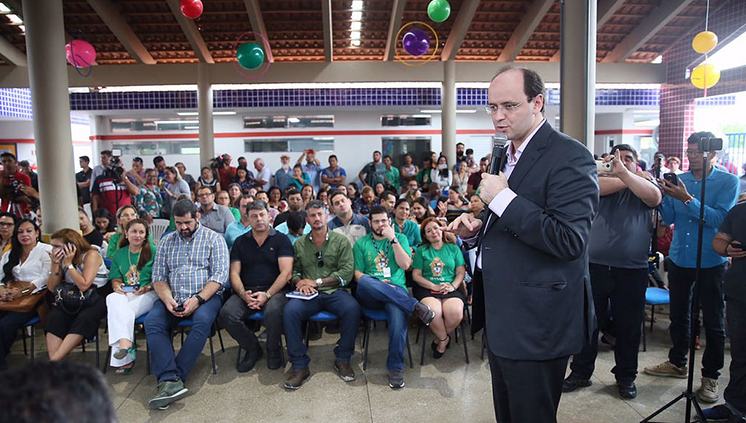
[727,242,746,259]
[165,297,181,316]
[296,279,318,295]
[241,290,253,304]
[446,213,483,239]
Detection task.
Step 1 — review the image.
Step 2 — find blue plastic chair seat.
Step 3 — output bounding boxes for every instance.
[646,288,670,305]
[24,316,41,327]
[309,311,338,321]
[134,312,149,325]
[246,311,265,321]
[361,308,388,321]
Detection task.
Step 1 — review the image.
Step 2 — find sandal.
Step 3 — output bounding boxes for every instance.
[114,347,137,360]
[114,361,135,375]
[432,335,450,359]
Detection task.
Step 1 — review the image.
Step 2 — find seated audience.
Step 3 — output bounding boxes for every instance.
[106,205,140,258]
[233,166,254,191]
[393,199,421,253]
[198,166,221,193]
[106,219,157,373]
[215,189,241,221]
[0,212,16,254]
[328,189,371,246]
[289,164,310,191]
[78,207,103,247]
[134,168,163,221]
[93,208,115,238]
[224,195,254,248]
[163,166,191,213]
[445,187,469,223]
[354,186,378,216]
[301,184,315,207]
[196,185,235,236]
[267,186,288,212]
[274,188,303,227]
[411,197,434,224]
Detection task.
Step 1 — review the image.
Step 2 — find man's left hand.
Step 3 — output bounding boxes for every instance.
[180,296,200,317]
[248,291,268,309]
[658,178,691,202]
[478,172,508,204]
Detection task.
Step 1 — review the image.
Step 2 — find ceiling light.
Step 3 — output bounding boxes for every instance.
[5,13,21,24]
[288,117,300,123]
[177,112,199,116]
[350,21,361,31]
[213,111,236,115]
[0,3,11,13]
[351,0,364,11]
[419,109,477,114]
[351,11,362,20]
[17,24,24,33]
[184,126,200,130]
[652,55,662,64]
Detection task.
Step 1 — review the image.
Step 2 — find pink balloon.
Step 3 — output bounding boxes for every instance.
[65,40,96,68]
[180,0,203,19]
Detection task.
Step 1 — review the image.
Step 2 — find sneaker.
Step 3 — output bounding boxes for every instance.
[618,381,637,399]
[562,375,592,392]
[148,379,188,410]
[644,361,688,378]
[413,302,435,326]
[284,368,311,390]
[697,377,719,404]
[334,360,356,382]
[702,404,739,422]
[236,346,263,373]
[388,370,405,389]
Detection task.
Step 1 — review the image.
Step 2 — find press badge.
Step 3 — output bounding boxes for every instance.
[383,267,392,278]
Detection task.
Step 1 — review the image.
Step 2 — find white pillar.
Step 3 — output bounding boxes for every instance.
[90,115,107,165]
[198,63,215,167]
[24,0,79,233]
[559,0,597,155]
[441,60,457,165]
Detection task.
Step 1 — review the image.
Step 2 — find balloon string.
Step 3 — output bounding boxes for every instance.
[705,0,710,32]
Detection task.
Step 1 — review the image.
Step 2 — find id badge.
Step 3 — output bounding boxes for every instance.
[383,267,392,278]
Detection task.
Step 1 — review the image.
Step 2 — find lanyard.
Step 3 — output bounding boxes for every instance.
[372,237,390,264]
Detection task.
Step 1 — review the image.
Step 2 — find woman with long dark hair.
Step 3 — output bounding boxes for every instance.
[411,197,434,224]
[78,207,103,247]
[106,219,158,373]
[0,219,52,370]
[233,166,254,191]
[45,228,110,361]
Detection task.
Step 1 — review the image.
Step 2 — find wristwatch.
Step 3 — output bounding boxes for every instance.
[195,294,206,306]
[265,291,272,300]
[315,278,323,287]
[391,237,400,244]
[67,264,75,271]
[683,196,694,206]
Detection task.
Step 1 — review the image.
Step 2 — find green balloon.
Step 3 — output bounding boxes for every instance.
[427,0,451,23]
[236,42,265,70]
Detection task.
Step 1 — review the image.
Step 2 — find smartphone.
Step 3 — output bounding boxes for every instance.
[732,242,746,251]
[596,161,612,172]
[663,172,679,186]
[121,285,139,293]
[173,305,185,312]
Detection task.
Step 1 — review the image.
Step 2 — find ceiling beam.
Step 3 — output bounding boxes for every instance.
[383,0,407,61]
[0,36,26,66]
[602,0,695,63]
[549,0,627,62]
[497,0,554,62]
[86,0,156,65]
[165,0,214,64]
[321,0,333,62]
[242,0,274,63]
[3,0,22,18]
[441,0,480,61]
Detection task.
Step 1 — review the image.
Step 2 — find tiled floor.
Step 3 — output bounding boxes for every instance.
[7,308,727,423]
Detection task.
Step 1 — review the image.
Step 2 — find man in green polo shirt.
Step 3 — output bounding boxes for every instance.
[353,205,435,389]
[283,200,360,390]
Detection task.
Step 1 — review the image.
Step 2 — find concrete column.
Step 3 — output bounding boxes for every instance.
[198,63,215,166]
[90,115,107,165]
[441,60,457,165]
[24,0,78,233]
[559,0,597,155]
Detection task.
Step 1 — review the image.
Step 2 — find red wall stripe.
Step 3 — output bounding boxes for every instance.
[594,129,654,136]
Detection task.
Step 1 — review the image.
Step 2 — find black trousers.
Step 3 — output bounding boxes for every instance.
[486,336,569,423]
[725,296,746,413]
[569,264,648,383]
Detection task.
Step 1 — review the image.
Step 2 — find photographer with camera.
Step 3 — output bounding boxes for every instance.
[0,153,32,218]
[644,132,739,404]
[90,155,139,217]
[211,154,236,190]
[564,144,661,399]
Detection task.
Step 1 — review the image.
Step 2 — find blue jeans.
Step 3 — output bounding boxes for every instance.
[355,275,417,372]
[145,296,222,384]
[283,290,361,370]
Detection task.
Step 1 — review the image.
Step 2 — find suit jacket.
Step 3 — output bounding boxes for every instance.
[473,121,599,361]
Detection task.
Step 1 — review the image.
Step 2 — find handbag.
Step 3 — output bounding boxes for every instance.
[53,283,99,314]
[0,289,46,314]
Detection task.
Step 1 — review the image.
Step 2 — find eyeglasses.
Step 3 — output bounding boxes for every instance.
[0,222,13,227]
[485,98,531,115]
[315,251,324,268]
[685,149,704,156]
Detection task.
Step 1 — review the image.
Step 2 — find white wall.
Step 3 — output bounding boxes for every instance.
[0,120,92,170]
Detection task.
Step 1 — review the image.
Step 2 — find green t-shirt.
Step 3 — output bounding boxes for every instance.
[108,246,156,287]
[394,219,421,252]
[353,233,411,288]
[412,242,465,285]
[385,166,400,190]
[106,232,157,258]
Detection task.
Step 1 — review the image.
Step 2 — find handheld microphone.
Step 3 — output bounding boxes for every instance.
[490,132,508,175]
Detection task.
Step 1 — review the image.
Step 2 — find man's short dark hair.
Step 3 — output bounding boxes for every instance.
[286,188,301,198]
[0,212,16,223]
[480,156,488,162]
[305,199,326,212]
[456,142,464,147]
[374,150,382,156]
[381,190,396,202]
[369,205,388,219]
[329,154,338,161]
[172,199,198,219]
[466,148,474,155]
[287,211,306,233]
[0,361,117,423]
[238,156,246,161]
[328,189,346,203]
[100,150,112,156]
[610,144,638,161]
[18,160,29,167]
[132,157,143,164]
[0,152,16,162]
[153,155,165,165]
[247,199,268,212]
[493,66,547,113]
[79,155,90,163]
[383,155,392,161]
[196,185,213,195]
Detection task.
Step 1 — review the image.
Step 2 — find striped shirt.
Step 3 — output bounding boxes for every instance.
[152,223,229,304]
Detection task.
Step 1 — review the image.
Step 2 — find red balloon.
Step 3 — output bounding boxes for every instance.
[180,0,203,19]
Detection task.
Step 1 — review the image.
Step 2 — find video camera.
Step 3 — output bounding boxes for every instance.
[698,136,723,152]
[103,155,125,181]
[210,154,230,170]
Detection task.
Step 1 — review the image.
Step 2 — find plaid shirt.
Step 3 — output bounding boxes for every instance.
[152,223,229,304]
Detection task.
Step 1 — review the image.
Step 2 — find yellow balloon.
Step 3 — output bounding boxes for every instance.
[690,63,720,89]
[692,31,718,54]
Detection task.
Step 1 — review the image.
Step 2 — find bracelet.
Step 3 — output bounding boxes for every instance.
[48,271,61,276]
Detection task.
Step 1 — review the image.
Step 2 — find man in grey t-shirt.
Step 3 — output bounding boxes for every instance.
[196,185,235,235]
[564,144,661,399]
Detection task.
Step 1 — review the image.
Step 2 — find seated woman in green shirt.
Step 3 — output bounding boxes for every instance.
[411,217,466,359]
[105,219,158,373]
[106,205,156,258]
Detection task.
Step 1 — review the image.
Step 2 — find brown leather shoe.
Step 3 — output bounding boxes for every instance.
[284,368,311,390]
[334,360,356,382]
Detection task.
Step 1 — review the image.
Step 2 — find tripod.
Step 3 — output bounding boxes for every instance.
[641,152,711,423]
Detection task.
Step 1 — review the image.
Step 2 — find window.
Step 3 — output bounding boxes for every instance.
[244,138,335,153]
[381,115,432,127]
[381,137,431,167]
[110,118,200,132]
[112,142,200,156]
[243,115,334,129]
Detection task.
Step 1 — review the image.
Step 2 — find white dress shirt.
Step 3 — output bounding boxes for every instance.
[0,243,53,292]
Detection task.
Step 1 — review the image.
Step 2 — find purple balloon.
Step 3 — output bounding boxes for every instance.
[402,28,430,56]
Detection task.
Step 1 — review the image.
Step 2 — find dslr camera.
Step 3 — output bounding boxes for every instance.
[104,156,125,181]
[698,136,723,152]
[210,155,230,170]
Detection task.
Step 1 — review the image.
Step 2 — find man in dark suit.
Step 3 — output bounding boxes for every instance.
[448,66,598,423]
